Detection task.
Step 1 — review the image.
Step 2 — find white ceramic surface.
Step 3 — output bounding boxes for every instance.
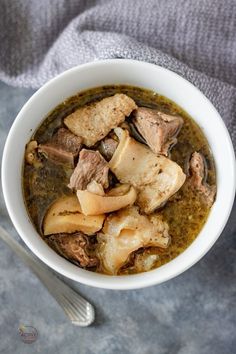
[2,60,236,290]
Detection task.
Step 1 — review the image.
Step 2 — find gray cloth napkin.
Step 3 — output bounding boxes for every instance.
[0,0,235,145]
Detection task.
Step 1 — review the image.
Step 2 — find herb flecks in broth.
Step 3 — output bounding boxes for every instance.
[23,85,216,275]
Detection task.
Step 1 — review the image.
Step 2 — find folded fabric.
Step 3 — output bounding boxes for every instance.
[0,0,235,145]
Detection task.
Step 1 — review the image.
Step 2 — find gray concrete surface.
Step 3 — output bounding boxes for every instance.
[0,81,235,354]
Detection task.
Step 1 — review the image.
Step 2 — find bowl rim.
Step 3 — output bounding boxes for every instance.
[2,59,236,290]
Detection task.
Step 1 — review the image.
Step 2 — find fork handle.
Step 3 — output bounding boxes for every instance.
[0,225,44,271]
[0,225,95,326]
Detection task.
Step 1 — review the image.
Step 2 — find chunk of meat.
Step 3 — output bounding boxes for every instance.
[98,138,118,161]
[47,232,98,268]
[87,181,105,196]
[97,206,170,275]
[132,107,183,155]
[189,152,216,207]
[38,128,83,167]
[64,94,137,146]
[68,149,109,190]
[109,128,186,213]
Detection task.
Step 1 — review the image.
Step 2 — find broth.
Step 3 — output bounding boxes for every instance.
[23,85,216,275]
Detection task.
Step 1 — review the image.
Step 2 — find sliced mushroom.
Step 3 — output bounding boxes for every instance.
[97,206,170,275]
[109,128,186,213]
[43,195,105,236]
[76,184,137,216]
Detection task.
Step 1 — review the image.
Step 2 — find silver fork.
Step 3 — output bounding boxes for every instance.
[0,225,95,326]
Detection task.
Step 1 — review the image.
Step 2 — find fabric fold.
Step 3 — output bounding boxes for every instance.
[0,0,235,144]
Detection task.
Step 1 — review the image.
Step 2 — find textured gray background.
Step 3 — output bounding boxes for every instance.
[0,81,235,354]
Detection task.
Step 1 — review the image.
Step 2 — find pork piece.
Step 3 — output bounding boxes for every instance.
[189,152,216,207]
[64,94,137,147]
[47,232,98,268]
[38,128,82,167]
[98,137,118,161]
[132,107,183,155]
[109,128,186,214]
[68,149,109,191]
[97,206,170,275]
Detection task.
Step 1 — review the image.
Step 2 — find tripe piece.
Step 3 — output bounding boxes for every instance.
[97,206,170,274]
[109,128,186,213]
[43,195,105,236]
[77,184,137,216]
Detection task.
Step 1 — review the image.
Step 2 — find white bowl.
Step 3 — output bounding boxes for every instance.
[2,60,235,290]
